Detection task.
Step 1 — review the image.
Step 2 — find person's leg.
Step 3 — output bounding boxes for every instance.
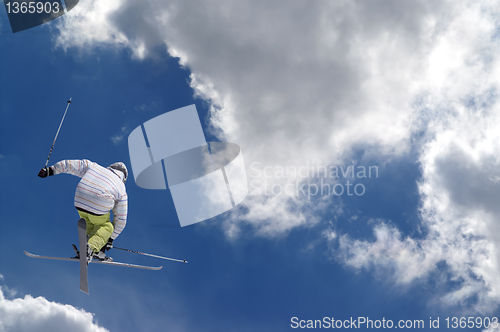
[85,213,114,253]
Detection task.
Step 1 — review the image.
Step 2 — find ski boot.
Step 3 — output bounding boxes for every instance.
[86,244,94,265]
[93,250,113,262]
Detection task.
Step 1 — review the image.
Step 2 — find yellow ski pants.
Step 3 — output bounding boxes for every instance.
[77,210,114,253]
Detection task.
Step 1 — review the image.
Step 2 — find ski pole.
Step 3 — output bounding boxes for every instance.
[112,246,188,263]
[45,98,72,167]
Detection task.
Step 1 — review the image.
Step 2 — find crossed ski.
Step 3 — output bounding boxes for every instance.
[24,218,190,295]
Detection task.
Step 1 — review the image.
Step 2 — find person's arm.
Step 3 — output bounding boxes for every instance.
[110,194,128,240]
[50,159,91,178]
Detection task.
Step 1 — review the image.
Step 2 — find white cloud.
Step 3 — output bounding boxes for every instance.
[55,0,447,236]
[111,126,129,144]
[53,0,500,313]
[149,0,450,237]
[334,0,500,313]
[336,222,441,284]
[0,287,108,332]
[134,102,156,112]
[111,135,124,144]
[483,323,500,332]
[55,0,160,59]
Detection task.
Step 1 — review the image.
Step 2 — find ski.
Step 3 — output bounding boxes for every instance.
[24,251,163,270]
[25,218,163,294]
[78,218,89,294]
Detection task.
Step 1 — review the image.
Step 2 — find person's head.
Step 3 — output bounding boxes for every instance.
[108,162,128,183]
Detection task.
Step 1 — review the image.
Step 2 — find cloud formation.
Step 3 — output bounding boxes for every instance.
[53,0,500,313]
[334,0,500,312]
[0,287,108,332]
[54,0,444,236]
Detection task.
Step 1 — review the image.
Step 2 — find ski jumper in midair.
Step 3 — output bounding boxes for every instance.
[39,160,128,260]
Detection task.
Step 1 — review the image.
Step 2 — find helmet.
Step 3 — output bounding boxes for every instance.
[108,162,128,183]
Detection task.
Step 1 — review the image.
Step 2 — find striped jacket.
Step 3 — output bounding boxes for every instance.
[52,159,128,240]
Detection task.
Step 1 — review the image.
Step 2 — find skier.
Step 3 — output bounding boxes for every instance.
[38,160,128,264]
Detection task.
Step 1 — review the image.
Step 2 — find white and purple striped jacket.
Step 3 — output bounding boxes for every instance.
[52,159,128,240]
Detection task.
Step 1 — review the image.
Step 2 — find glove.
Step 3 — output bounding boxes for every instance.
[38,167,54,178]
[101,238,113,252]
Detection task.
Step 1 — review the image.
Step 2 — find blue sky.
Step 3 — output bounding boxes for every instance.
[2,1,500,331]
